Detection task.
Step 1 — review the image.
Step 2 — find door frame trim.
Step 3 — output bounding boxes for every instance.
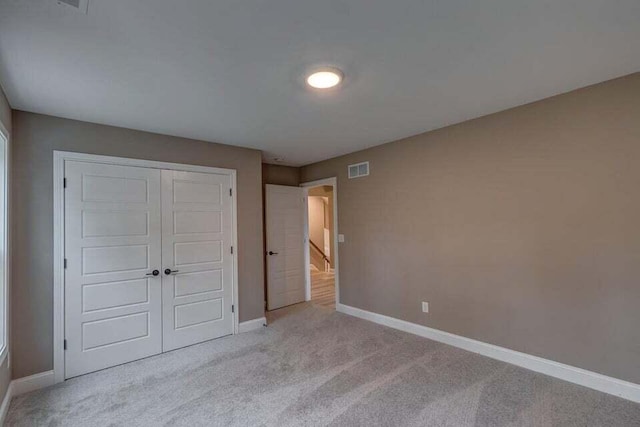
[300,177,339,307]
[53,151,239,383]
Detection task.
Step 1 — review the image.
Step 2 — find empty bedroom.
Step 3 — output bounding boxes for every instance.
[0,0,639,425]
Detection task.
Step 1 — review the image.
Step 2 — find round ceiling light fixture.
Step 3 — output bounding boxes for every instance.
[306,67,343,89]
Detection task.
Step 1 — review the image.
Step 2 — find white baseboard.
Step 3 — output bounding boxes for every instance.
[238,317,267,333]
[11,370,55,396]
[0,382,13,426]
[337,303,640,403]
[0,370,55,424]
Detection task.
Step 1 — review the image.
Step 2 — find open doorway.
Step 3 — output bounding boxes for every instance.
[302,178,339,310]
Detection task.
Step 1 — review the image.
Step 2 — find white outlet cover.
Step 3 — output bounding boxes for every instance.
[338,234,345,243]
[422,302,429,313]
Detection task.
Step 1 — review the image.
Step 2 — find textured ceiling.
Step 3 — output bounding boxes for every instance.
[1,0,639,165]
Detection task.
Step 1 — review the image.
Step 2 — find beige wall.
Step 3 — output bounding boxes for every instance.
[301,72,640,384]
[262,164,300,187]
[0,86,10,405]
[11,111,265,378]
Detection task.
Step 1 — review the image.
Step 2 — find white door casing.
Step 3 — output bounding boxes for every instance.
[161,170,234,351]
[265,185,306,310]
[59,153,238,381]
[64,161,163,378]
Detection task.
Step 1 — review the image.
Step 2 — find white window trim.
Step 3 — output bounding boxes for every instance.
[53,151,239,383]
[0,120,9,367]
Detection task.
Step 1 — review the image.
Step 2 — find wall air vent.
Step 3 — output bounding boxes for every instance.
[348,161,369,179]
[56,0,89,14]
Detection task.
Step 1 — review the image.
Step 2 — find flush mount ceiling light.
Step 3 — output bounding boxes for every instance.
[306,68,343,89]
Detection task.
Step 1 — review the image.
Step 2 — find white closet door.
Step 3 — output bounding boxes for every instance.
[265,185,306,310]
[64,161,162,378]
[161,170,234,351]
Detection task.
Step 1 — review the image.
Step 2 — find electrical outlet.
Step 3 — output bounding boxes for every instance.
[422,301,429,313]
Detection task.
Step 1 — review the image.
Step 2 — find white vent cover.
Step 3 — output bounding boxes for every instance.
[56,0,89,14]
[348,161,369,179]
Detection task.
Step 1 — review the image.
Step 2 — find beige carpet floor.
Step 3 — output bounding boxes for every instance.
[6,303,640,426]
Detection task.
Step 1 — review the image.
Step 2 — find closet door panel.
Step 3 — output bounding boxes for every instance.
[64,161,162,379]
[161,170,234,351]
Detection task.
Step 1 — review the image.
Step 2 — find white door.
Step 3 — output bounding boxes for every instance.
[161,170,234,351]
[64,159,236,378]
[265,185,306,310]
[64,161,163,378]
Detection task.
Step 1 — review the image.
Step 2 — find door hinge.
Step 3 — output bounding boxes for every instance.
[229,188,232,197]
[63,178,67,188]
[230,246,233,254]
[64,258,67,269]
[231,305,235,313]
[64,339,67,350]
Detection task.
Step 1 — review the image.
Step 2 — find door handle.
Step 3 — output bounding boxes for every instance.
[268,251,279,255]
[145,270,160,276]
[164,268,179,275]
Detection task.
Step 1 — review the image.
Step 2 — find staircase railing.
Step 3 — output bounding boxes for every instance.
[309,239,330,264]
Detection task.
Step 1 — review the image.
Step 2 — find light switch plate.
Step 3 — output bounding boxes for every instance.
[338,234,345,243]
[422,302,429,313]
